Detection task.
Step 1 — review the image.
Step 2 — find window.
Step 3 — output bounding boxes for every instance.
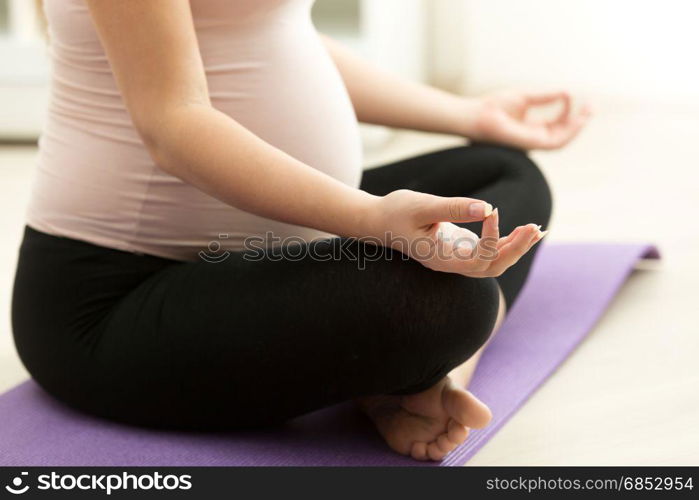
[312,0,361,42]
[0,0,9,36]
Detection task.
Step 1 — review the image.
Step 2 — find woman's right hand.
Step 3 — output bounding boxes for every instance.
[363,190,546,278]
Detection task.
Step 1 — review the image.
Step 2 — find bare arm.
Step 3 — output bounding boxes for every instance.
[87,0,374,239]
[322,35,590,150]
[321,35,477,137]
[86,0,540,278]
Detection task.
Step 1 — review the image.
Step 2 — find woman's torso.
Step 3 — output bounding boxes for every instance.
[27,0,362,261]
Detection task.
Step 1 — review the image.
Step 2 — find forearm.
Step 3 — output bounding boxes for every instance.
[145,104,377,239]
[322,35,481,136]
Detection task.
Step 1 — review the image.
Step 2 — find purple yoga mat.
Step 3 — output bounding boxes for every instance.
[0,243,658,466]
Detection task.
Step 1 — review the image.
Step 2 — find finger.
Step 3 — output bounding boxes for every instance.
[502,224,540,255]
[543,99,592,147]
[525,228,548,252]
[548,92,572,125]
[544,111,590,149]
[490,224,540,274]
[526,92,571,127]
[482,207,500,241]
[499,224,539,263]
[496,224,524,249]
[525,90,568,106]
[495,118,551,150]
[477,208,499,259]
[418,195,493,225]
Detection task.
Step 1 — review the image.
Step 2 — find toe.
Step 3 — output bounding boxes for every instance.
[443,387,493,429]
[464,391,493,428]
[437,433,457,454]
[447,419,469,444]
[410,442,428,461]
[427,441,447,461]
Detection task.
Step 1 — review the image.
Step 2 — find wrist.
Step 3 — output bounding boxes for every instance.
[352,190,384,241]
[454,96,486,138]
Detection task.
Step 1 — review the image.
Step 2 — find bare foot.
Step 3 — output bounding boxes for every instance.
[359,376,492,461]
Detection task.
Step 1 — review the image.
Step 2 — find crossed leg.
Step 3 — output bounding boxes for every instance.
[357,144,551,460]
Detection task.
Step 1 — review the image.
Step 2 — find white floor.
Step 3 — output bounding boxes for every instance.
[1,100,698,465]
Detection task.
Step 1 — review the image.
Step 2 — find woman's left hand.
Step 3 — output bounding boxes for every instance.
[465,91,591,150]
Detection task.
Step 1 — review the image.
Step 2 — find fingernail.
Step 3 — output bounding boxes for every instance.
[469,202,492,218]
[538,230,549,240]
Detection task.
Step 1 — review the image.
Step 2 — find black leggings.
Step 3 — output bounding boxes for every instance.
[11,144,552,430]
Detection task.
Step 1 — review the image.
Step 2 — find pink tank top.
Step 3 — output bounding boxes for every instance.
[27,0,362,261]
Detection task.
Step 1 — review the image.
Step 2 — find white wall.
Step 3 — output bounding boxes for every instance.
[0,0,48,140]
[451,0,699,106]
[360,0,427,81]
[3,0,430,141]
[313,0,429,81]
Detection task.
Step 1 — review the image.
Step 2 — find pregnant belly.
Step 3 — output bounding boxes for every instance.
[31,3,363,262]
[138,25,365,258]
[203,28,363,189]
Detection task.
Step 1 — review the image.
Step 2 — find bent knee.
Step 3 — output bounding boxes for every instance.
[488,145,550,186]
[478,144,553,224]
[448,276,501,353]
[396,273,501,368]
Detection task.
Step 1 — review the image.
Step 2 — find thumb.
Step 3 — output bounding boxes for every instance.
[416,195,493,225]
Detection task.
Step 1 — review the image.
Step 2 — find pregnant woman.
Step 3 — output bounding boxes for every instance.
[12,0,588,461]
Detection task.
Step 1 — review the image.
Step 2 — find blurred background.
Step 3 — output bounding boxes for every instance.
[1,0,697,464]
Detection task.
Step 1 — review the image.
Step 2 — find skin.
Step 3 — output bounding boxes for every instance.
[85,0,589,461]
